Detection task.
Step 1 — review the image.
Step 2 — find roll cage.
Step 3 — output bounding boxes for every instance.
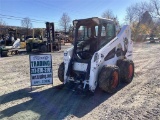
[73,18,116,61]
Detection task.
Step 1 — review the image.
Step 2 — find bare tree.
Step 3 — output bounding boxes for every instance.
[102,10,114,19]
[59,13,71,33]
[125,2,150,23]
[0,19,7,35]
[68,24,74,41]
[150,0,160,18]
[0,19,6,26]
[125,5,136,23]
[21,17,32,36]
[124,0,160,41]
[124,2,155,41]
[34,28,41,37]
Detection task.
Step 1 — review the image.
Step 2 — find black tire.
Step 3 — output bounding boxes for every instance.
[98,65,120,93]
[117,59,134,83]
[26,44,32,52]
[58,62,65,82]
[40,45,47,52]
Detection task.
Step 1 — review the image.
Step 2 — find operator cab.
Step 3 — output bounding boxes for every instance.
[73,17,116,62]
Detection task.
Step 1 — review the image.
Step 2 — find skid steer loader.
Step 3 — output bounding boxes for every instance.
[58,17,134,94]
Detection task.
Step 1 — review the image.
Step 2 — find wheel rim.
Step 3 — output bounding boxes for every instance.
[128,64,133,78]
[112,71,119,88]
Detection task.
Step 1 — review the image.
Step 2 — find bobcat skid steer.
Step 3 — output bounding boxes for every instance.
[58,17,134,94]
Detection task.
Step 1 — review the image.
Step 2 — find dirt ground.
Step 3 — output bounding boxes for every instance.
[0,42,160,120]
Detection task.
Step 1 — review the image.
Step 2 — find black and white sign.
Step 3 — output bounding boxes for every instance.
[29,54,53,86]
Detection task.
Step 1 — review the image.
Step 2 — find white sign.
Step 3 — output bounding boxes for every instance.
[29,54,53,86]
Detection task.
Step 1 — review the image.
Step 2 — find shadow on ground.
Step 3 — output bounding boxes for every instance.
[0,83,127,120]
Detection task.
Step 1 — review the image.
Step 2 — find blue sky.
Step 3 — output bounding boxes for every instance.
[0,0,149,29]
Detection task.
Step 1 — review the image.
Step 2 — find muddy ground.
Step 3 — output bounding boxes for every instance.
[0,42,160,120]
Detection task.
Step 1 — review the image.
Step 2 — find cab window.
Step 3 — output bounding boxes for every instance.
[106,23,115,40]
[99,23,115,48]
